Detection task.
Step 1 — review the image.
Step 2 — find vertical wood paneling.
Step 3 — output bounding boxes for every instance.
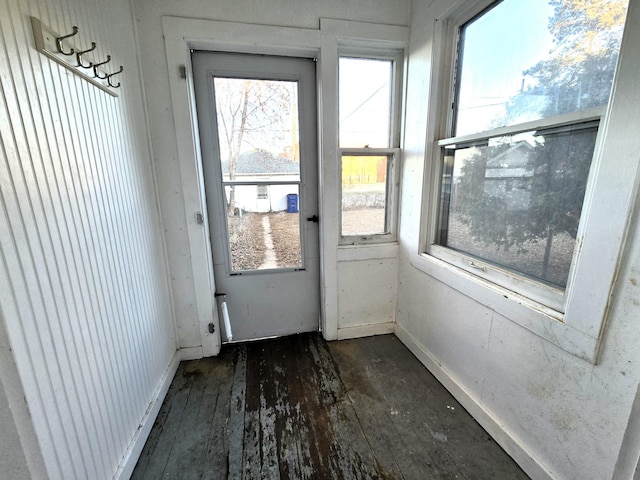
[0,0,176,477]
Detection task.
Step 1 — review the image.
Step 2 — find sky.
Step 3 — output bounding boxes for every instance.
[339,57,392,148]
[456,0,555,135]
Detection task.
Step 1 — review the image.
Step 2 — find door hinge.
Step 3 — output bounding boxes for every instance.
[195,212,204,225]
[208,322,215,334]
[179,65,187,79]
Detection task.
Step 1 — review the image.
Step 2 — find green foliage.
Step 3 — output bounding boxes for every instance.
[522,0,626,116]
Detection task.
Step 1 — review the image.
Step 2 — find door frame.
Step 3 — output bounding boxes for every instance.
[163,18,331,357]
[162,16,408,356]
[192,52,321,342]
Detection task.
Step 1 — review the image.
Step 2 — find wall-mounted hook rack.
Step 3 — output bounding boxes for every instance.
[31,17,120,97]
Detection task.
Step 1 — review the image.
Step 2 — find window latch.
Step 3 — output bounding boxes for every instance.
[469,261,486,272]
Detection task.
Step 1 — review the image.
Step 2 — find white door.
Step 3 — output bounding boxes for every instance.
[192,52,320,342]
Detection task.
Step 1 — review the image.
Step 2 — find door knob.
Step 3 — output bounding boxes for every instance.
[307,215,319,223]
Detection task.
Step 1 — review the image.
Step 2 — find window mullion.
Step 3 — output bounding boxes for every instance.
[438,107,603,148]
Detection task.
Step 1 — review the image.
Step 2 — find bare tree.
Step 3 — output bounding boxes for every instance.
[213,78,293,214]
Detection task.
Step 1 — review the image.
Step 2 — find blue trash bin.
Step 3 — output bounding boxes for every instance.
[286,193,298,213]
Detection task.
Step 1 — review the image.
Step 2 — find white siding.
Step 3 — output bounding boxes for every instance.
[0,0,176,478]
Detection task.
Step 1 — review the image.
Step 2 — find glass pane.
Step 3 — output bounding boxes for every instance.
[342,155,388,236]
[339,58,392,148]
[225,184,302,272]
[438,125,598,287]
[213,77,304,272]
[455,0,628,136]
[213,78,301,179]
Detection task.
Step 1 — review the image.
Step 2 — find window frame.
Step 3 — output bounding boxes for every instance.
[338,49,403,245]
[431,109,603,312]
[414,0,638,363]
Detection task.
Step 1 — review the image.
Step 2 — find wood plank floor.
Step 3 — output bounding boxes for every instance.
[132,333,529,479]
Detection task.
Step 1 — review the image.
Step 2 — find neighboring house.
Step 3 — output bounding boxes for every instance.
[483,141,534,211]
[221,149,300,213]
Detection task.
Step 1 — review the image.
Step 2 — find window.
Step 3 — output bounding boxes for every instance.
[339,54,402,244]
[256,184,269,200]
[428,0,628,311]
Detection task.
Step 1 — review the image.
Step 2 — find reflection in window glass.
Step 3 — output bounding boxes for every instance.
[342,155,388,236]
[438,125,598,287]
[455,0,628,136]
[339,58,392,148]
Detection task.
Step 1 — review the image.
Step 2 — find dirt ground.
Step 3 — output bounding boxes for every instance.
[227,209,382,270]
[227,212,301,270]
[227,213,265,271]
[266,212,302,268]
[228,210,571,286]
[341,208,385,236]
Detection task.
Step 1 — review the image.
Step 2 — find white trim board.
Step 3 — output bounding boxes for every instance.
[113,352,180,480]
[337,322,395,341]
[179,346,205,361]
[394,323,555,480]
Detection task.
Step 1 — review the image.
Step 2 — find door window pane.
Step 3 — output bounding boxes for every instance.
[339,58,392,148]
[438,125,598,287]
[214,78,301,179]
[225,184,302,272]
[213,76,304,272]
[342,155,388,236]
[455,0,627,136]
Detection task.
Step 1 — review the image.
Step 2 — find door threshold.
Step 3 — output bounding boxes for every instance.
[221,329,322,345]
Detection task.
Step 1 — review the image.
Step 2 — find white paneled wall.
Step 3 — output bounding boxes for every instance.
[0,0,176,477]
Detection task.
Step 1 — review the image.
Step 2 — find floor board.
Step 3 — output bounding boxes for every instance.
[132,333,529,479]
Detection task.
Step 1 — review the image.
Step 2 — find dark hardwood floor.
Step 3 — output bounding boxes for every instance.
[132,333,529,479]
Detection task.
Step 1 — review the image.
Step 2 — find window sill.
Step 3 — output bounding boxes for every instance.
[410,252,600,363]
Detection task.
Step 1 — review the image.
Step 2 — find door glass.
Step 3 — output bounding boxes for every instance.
[213,77,303,272]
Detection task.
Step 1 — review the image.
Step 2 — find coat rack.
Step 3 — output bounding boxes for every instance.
[31,17,122,97]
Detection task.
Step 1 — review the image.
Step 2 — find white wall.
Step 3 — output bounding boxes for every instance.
[133,0,410,349]
[0,0,177,477]
[397,1,640,479]
[0,308,43,479]
[0,381,30,479]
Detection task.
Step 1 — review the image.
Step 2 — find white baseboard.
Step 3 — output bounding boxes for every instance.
[394,323,555,480]
[179,345,204,361]
[113,351,180,480]
[337,322,395,340]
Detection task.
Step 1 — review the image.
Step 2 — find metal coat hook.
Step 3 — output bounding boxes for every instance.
[106,66,123,88]
[92,55,111,78]
[55,26,78,56]
[75,42,97,68]
[31,17,122,95]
